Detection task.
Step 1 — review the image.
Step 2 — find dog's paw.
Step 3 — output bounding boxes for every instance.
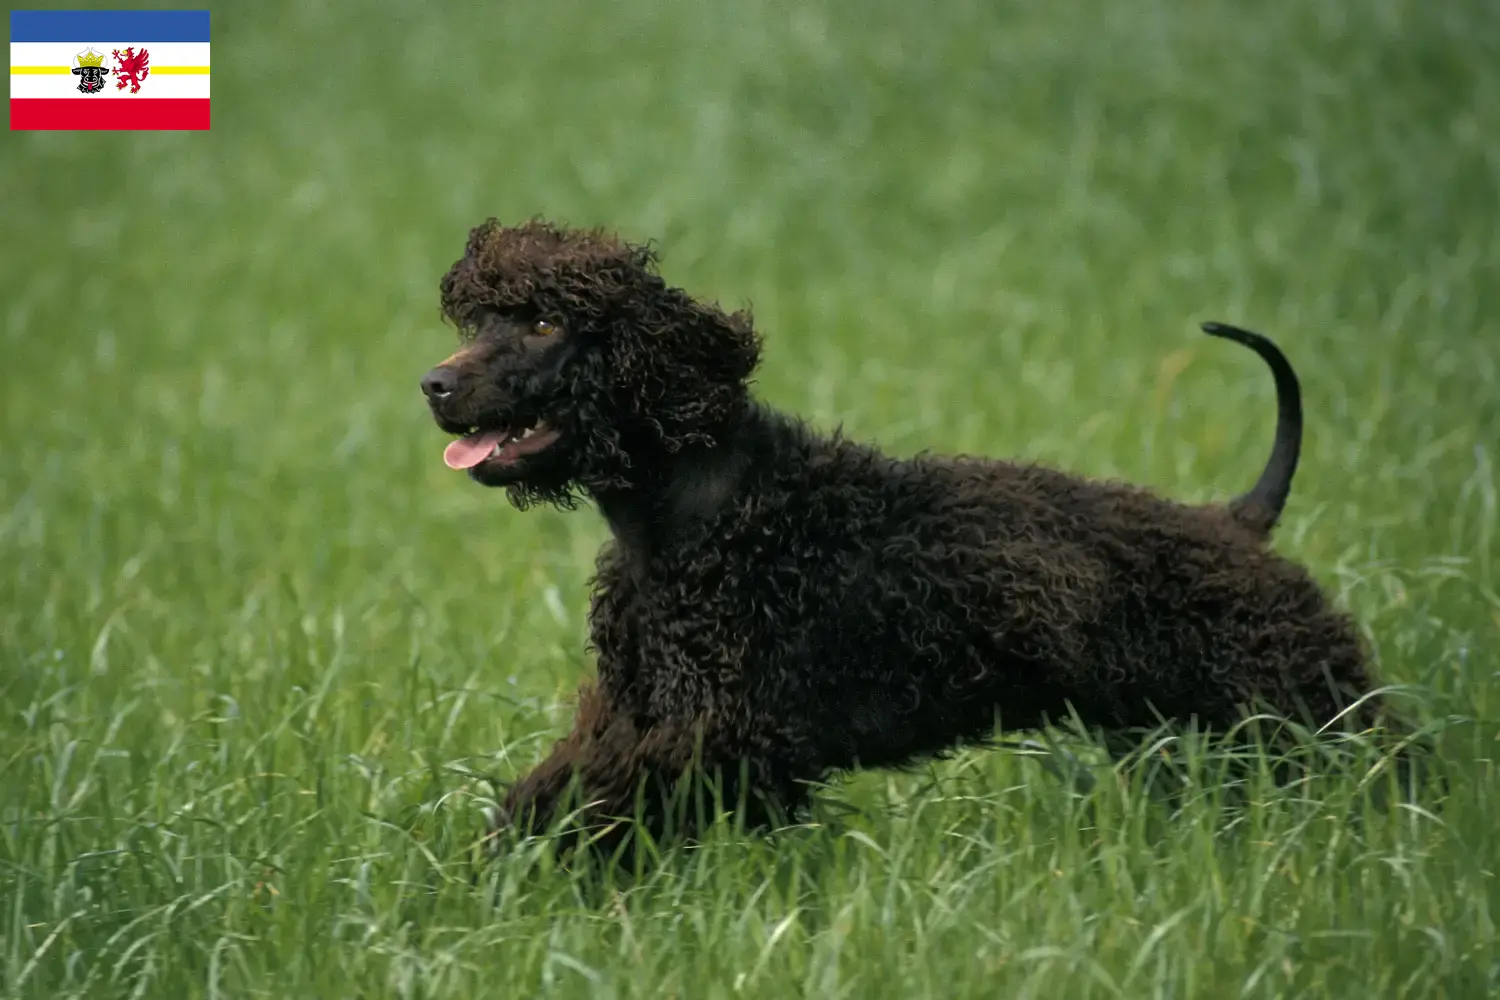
[481,799,517,856]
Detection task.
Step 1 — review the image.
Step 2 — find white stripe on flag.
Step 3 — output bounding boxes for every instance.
[9,41,210,69]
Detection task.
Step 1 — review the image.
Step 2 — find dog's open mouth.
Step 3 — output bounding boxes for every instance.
[443,421,562,470]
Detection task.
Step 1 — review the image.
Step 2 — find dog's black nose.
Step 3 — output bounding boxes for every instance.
[421,367,458,399]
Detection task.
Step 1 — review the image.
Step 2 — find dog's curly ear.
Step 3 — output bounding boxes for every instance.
[649,301,761,440]
[683,303,762,387]
[597,285,761,444]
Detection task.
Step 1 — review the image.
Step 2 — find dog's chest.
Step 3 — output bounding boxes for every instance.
[587,535,827,715]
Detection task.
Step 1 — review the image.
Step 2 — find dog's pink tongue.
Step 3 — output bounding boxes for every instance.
[443,430,508,470]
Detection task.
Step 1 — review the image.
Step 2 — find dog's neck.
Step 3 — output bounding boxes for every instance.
[591,411,764,563]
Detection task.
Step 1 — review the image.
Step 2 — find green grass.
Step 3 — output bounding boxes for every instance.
[4,0,1499,995]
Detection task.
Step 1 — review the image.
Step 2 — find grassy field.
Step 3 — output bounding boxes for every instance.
[4,0,1499,995]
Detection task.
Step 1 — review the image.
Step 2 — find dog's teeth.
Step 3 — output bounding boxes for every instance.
[521,426,536,440]
[489,442,503,458]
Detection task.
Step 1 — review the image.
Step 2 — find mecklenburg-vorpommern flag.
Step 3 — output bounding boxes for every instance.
[10,10,210,130]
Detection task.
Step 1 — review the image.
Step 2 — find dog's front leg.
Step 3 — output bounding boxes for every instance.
[490,682,617,843]
[491,683,783,861]
[491,682,703,857]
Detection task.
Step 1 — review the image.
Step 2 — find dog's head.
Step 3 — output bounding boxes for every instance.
[422,219,762,508]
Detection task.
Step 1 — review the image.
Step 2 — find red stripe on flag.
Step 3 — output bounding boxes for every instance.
[10,98,211,131]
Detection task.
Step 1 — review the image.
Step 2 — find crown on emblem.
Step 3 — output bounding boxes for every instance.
[74,47,106,68]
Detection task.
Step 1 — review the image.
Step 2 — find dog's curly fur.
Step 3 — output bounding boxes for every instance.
[424,218,1389,858]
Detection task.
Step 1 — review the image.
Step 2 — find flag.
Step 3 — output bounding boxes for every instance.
[10,10,210,130]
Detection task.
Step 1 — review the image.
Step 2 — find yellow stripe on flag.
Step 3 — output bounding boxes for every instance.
[9,65,209,74]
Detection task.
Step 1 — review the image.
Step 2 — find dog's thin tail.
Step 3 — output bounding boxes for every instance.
[1201,321,1302,535]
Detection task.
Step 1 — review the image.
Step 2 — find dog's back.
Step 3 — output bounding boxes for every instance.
[759,436,1377,754]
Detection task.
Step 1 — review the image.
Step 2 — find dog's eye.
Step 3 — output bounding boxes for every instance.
[533,319,558,337]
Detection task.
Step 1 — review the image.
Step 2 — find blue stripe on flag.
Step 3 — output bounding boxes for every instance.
[10,9,210,43]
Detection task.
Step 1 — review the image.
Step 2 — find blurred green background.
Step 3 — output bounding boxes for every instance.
[3,0,1498,997]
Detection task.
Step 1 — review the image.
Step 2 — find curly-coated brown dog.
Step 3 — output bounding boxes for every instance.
[422,218,1389,858]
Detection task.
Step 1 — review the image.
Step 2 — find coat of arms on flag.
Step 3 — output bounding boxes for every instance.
[10,10,210,130]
